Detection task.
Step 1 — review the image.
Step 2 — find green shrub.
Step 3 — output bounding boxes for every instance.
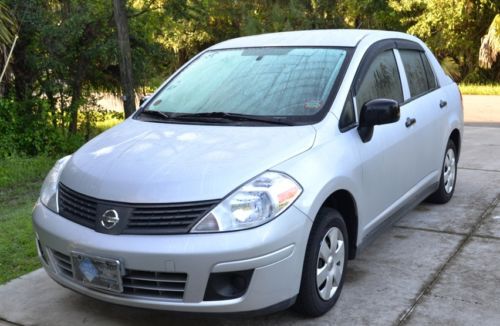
[461,69,490,84]
[0,99,123,158]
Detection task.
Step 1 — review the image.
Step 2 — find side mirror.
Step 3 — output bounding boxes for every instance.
[139,95,152,106]
[358,98,400,143]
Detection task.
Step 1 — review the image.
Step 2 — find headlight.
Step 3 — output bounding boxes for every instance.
[40,155,72,213]
[192,171,302,232]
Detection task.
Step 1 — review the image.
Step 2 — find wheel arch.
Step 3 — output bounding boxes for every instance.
[320,189,359,260]
[449,128,461,161]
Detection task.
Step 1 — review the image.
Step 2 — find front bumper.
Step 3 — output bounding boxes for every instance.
[32,202,312,313]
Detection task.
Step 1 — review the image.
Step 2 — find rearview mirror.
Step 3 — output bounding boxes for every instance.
[358,99,400,143]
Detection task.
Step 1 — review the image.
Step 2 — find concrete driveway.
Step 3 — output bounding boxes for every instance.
[1,98,499,326]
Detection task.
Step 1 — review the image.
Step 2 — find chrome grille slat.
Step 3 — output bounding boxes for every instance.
[124,270,187,282]
[52,251,71,264]
[56,262,73,275]
[52,251,74,277]
[124,275,187,283]
[122,284,185,293]
[123,270,187,298]
[56,259,72,271]
[58,183,219,235]
[123,288,184,299]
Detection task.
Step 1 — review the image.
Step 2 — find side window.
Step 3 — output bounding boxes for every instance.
[339,91,355,130]
[355,50,403,115]
[420,52,437,90]
[399,50,430,98]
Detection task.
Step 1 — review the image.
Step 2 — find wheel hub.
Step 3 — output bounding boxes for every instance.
[443,148,456,194]
[316,227,345,301]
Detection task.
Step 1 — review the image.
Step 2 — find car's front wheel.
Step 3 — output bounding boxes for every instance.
[293,208,348,317]
[427,139,458,203]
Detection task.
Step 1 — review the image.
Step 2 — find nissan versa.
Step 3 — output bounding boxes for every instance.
[33,30,463,317]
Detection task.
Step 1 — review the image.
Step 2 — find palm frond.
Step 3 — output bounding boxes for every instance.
[0,1,17,46]
[479,14,500,69]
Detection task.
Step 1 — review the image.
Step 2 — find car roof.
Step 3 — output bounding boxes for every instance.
[209,29,415,50]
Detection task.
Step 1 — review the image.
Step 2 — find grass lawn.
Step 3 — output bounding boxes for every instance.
[0,156,56,284]
[95,116,123,133]
[459,84,500,95]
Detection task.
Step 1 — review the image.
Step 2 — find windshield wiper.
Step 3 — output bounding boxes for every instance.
[171,112,294,125]
[140,109,170,120]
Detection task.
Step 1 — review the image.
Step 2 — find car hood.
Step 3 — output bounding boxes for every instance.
[60,118,316,203]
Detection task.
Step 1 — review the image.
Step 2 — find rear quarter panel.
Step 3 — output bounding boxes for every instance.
[425,47,464,160]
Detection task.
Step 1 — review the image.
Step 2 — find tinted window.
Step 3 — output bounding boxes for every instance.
[399,50,429,98]
[339,92,355,130]
[356,50,403,114]
[420,52,437,90]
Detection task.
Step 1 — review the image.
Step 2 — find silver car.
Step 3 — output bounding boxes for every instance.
[33,29,463,317]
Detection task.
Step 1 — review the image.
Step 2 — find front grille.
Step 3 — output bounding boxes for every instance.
[58,183,218,235]
[58,184,98,229]
[123,270,187,300]
[52,251,74,278]
[125,202,218,235]
[50,250,187,300]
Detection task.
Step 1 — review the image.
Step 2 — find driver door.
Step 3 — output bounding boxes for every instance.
[353,48,418,236]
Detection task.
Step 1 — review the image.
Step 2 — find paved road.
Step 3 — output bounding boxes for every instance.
[463,95,500,127]
[1,100,499,326]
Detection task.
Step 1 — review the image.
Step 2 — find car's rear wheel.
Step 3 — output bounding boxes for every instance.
[427,139,457,204]
[293,208,348,317]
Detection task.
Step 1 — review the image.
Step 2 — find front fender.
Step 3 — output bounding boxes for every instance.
[271,131,363,227]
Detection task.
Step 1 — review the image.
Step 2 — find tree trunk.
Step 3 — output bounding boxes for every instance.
[68,82,82,134]
[112,0,136,118]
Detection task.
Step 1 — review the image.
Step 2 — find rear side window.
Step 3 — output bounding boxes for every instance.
[420,52,437,90]
[356,50,403,114]
[399,50,428,98]
[400,50,437,98]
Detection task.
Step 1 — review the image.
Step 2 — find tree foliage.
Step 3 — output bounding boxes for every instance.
[389,0,499,80]
[0,0,498,157]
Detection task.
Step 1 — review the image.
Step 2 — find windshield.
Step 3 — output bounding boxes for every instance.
[141,47,348,124]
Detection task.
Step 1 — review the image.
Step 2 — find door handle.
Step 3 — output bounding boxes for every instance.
[439,100,447,108]
[405,117,416,128]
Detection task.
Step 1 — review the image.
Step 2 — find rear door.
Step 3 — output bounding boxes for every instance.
[396,48,445,183]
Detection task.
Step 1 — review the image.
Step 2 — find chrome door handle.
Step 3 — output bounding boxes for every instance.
[440,100,447,108]
[405,117,416,128]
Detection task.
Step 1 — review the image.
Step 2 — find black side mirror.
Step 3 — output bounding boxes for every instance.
[139,95,152,106]
[358,98,400,143]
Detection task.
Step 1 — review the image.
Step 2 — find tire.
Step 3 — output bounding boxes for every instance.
[293,208,348,317]
[427,139,458,204]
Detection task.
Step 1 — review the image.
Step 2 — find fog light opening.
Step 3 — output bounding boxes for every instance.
[204,270,254,301]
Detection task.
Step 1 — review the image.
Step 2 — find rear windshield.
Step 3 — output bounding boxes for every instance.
[141,47,348,124]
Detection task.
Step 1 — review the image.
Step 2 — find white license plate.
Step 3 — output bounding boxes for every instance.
[71,252,123,293]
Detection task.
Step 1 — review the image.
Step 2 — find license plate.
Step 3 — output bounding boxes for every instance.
[71,252,123,293]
